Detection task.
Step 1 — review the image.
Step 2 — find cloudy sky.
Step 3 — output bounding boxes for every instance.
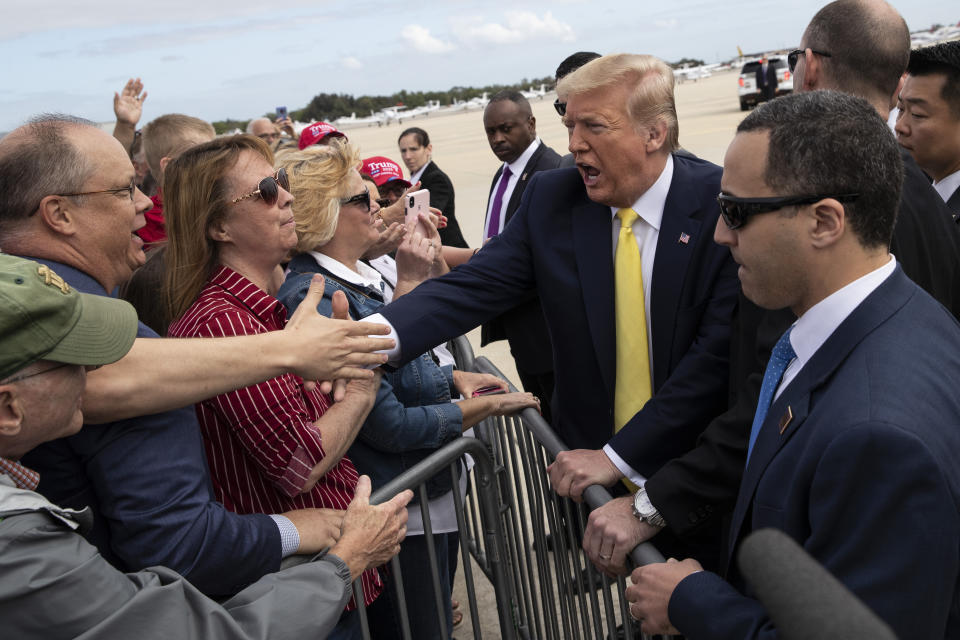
[1,0,954,131]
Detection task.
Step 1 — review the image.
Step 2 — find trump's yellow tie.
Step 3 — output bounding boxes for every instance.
[614,208,652,492]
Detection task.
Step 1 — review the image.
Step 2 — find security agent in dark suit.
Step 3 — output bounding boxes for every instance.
[480,91,562,421]
[628,89,960,640]
[583,0,960,579]
[397,127,468,248]
[895,40,960,219]
[755,57,778,102]
[372,55,738,566]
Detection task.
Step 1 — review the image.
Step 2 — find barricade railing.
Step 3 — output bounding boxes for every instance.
[353,335,671,639]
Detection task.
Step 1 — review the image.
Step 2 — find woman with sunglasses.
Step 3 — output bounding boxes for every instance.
[161,135,386,638]
[275,140,539,639]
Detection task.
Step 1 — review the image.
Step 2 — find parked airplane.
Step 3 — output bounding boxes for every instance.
[334,111,385,127]
[673,63,721,83]
[520,84,547,100]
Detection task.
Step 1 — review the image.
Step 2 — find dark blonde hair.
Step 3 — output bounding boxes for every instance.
[557,53,679,152]
[163,134,273,322]
[275,138,360,253]
[142,113,215,175]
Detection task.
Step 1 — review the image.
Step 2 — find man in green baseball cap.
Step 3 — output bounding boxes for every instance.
[0,254,138,461]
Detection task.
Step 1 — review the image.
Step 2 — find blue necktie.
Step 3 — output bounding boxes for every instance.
[487,165,512,239]
[746,327,797,462]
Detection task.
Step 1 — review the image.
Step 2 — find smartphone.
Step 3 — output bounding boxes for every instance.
[472,385,506,397]
[276,105,288,120]
[404,189,431,238]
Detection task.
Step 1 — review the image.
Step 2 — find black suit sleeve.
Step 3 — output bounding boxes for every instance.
[645,297,795,537]
[421,164,468,248]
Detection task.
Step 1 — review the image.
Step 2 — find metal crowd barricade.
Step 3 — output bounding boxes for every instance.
[353,336,671,639]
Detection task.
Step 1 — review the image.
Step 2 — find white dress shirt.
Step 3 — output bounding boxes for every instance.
[409,160,430,186]
[484,138,542,238]
[776,255,896,401]
[932,168,960,207]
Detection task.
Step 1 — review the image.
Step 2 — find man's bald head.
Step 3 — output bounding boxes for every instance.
[801,0,909,102]
[0,115,98,236]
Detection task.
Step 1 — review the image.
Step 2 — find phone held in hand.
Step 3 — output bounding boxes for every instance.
[472,385,506,397]
[276,106,288,120]
[404,189,431,237]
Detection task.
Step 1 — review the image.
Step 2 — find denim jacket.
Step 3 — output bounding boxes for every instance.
[278,253,462,499]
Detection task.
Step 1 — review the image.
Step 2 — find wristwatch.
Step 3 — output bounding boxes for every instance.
[632,485,666,529]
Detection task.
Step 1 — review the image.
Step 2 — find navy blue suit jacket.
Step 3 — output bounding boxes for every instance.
[669,267,960,639]
[381,154,738,476]
[19,259,280,596]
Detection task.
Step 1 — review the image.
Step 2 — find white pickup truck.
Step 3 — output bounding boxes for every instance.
[738,57,793,111]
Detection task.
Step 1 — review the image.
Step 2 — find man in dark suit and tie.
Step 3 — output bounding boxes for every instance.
[895,40,960,218]
[480,90,562,421]
[397,127,468,248]
[626,88,960,640]
[582,0,960,577]
[372,54,738,564]
[755,57,778,102]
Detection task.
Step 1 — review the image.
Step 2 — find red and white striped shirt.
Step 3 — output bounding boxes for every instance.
[168,265,381,606]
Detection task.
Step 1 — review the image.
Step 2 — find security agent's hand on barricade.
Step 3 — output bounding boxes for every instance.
[283,274,393,398]
[330,475,414,580]
[547,448,623,501]
[626,557,701,636]
[582,496,663,577]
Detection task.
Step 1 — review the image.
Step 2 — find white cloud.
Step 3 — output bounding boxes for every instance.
[400,25,455,54]
[452,11,575,46]
[341,56,363,70]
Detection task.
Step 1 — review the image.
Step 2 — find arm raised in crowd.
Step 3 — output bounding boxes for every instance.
[83,274,393,424]
[111,78,147,154]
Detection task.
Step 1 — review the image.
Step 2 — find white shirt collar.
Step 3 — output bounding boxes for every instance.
[932,168,960,205]
[309,251,385,292]
[608,154,673,230]
[789,255,897,365]
[409,160,431,186]
[504,138,541,176]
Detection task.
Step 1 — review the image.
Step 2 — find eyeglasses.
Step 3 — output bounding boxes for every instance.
[2,361,71,384]
[553,99,566,117]
[340,187,375,213]
[787,48,832,72]
[257,132,280,142]
[717,192,860,230]
[231,168,289,205]
[61,180,136,201]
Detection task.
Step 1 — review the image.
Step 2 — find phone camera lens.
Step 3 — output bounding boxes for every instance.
[409,197,415,207]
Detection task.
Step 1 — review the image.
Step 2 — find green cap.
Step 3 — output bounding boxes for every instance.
[0,254,139,380]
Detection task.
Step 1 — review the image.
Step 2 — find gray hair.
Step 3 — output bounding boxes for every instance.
[0,114,96,234]
[737,90,903,249]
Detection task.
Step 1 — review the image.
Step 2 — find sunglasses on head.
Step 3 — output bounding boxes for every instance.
[231,168,289,206]
[716,192,860,230]
[340,187,376,213]
[786,48,832,72]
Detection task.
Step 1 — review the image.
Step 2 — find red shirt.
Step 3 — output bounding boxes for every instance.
[136,192,166,249]
[167,265,381,605]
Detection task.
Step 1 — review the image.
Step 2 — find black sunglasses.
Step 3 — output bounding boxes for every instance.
[340,187,375,213]
[787,48,832,72]
[717,192,860,230]
[231,168,289,205]
[553,99,566,117]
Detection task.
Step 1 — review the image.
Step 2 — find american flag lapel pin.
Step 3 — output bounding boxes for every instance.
[521,172,528,181]
[678,232,690,244]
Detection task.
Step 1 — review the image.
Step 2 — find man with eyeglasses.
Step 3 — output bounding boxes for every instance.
[627,88,960,640]
[582,0,960,583]
[0,115,396,596]
[0,254,412,639]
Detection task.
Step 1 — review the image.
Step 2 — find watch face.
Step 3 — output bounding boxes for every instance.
[634,489,654,517]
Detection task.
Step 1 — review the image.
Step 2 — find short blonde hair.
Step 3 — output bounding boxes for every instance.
[142,114,215,176]
[276,139,360,252]
[557,53,679,151]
